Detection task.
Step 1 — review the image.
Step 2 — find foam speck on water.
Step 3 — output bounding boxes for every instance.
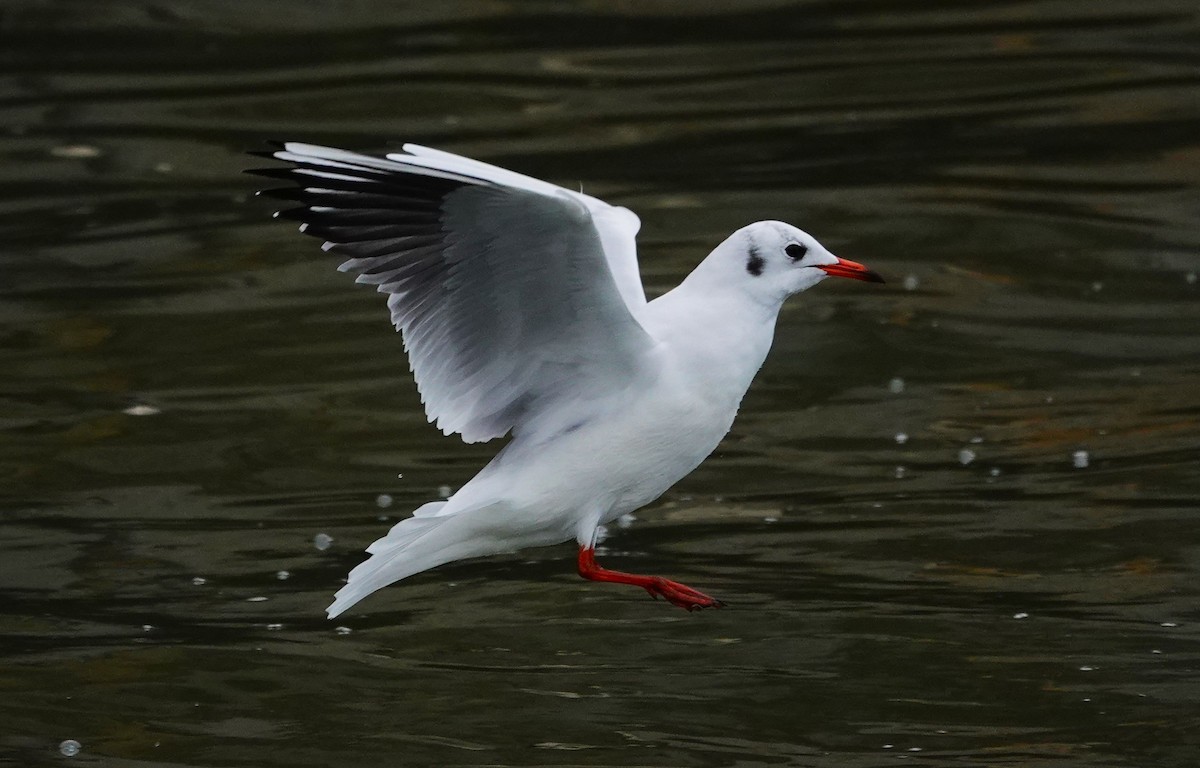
[894,432,908,444]
[1072,450,1089,469]
[438,484,453,498]
[51,144,101,159]
[888,377,905,394]
[59,740,81,757]
[375,493,393,508]
[275,570,290,580]
[191,576,206,586]
[122,404,161,416]
[958,448,976,466]
[313,533,333,550]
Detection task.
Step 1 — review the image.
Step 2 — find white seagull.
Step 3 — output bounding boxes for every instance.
[250,142,883,617]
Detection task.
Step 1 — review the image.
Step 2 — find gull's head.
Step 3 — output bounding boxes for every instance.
[708,220,884,301]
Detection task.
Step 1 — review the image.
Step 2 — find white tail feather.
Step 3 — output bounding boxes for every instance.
[326,502,494,618]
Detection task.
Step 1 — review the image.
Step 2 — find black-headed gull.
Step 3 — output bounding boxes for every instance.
[250,142,883,616]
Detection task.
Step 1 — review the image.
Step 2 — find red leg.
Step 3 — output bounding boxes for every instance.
[577,546,724,611]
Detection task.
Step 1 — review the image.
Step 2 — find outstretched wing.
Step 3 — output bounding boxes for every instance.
[250,142,654,443]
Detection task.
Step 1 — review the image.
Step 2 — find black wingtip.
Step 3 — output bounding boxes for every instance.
[244,166,297,180]
[243,140,287,163]
[255,186,307,201]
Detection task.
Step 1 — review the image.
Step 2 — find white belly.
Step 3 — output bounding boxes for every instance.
[462,371,741,545]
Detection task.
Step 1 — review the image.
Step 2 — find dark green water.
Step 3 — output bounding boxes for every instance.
[3,1,1200,766]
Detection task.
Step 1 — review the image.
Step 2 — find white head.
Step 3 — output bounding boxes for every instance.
[694,220,883,304]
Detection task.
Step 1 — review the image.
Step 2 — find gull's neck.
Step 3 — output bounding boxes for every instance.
[640,266,783,403]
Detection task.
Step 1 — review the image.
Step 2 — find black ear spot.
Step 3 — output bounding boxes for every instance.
[786,243,808,260]
[746,245,765,276]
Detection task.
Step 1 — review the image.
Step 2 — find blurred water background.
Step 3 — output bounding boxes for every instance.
[3,1,1200,766]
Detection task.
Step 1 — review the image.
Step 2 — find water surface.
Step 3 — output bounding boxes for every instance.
[3,2,1200,766]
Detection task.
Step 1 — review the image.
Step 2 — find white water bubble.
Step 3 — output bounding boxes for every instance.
[617,513,637,529]
[894,465,907,479]
[335,626,352,635]
[275,570,290,581]
[122,403,160,416]
[888,377,905,394]
[438,484,453,498]
[1072,450,1089,469]
[375,493,393,508]
[191,576,207,586]
[1013,612,1029,619]
[266,623,283,631]
[313,532,333,550]
[1187,272,1197,285]
[59,740,81,757]
[902,274,919,291]
[51,144,101,159]
[246,596,268,603]
[989,467,1002,477]
[894,432,909,444]
[958,448,976,466]
[1091,281,1103,292]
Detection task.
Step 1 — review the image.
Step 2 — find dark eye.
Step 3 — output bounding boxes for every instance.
[785,243,808,260]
